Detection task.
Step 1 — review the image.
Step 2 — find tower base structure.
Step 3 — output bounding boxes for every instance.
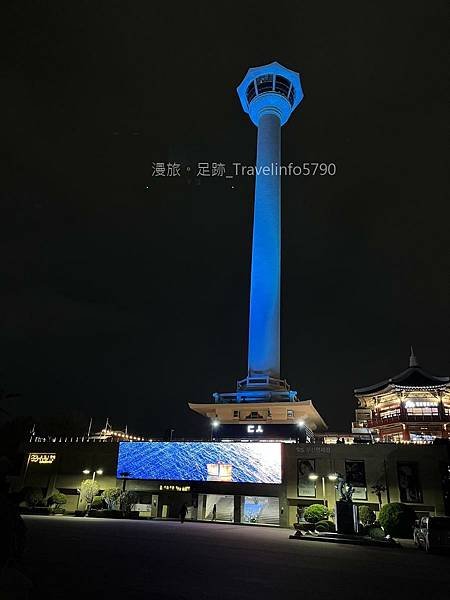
[216,374,296,404]
[189,375,327,439]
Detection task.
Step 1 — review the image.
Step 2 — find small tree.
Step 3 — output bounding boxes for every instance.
[49,491,67,511]
[303,504,329,524]
[359,506,376,526]
[120,491,138,514]
[24,486,44,507]
[379,502,416,538]
[102,488,122,511]
[80,479,100,512]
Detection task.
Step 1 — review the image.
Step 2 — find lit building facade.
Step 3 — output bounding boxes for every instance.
[353,350,450,442]
[14,438,449,525]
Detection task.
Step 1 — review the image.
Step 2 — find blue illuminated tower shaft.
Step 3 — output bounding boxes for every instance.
[248,114,281,378]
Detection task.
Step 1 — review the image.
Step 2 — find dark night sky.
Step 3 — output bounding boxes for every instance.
[1,1,449,437]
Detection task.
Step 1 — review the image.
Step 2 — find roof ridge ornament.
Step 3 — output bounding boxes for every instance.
[409,346,419,368]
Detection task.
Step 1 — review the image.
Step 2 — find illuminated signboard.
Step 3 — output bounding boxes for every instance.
[117,442,281,484]
[29,453,56,465]
[247,425,263,433]
[159,484,191,492]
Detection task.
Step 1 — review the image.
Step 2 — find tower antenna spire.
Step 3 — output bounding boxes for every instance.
[409,346,419,367]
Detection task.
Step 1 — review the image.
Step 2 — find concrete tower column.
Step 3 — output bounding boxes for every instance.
[237,62,303,390]
[248,113,282,377]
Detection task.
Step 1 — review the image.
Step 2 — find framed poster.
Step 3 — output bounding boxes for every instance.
[345,460,367,501]
[297,459,316,498]
[397,462,423,503]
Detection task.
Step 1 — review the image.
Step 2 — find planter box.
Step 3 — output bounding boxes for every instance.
[20,507,50,516]
[123,511,139,520]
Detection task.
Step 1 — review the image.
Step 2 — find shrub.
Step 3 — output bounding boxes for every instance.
[359,506,376,526]
[49,491,67,509]
[91,496,103,509]
[368,527,386,540]
[378,503,416,538]
[120,491,139,514]
[24,487,44,507]
[320,519,336,532]
[315,519,335,532]
[102,488,122,511]
[303,504,329,524]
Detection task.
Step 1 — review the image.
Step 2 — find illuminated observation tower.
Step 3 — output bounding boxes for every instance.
[190,62,326,434]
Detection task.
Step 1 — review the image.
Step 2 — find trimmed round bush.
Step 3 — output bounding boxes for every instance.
[359,506,376,526]
[378,503,416,538]
[315,519,335,532]
[49,491,67,509]
[323,519,336,532]
[91,496,103,509]
[368,527,385,540]
[303,504,329,524]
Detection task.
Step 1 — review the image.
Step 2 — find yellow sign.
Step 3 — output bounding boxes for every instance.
[29,453,56,465]
[159,484,190,492]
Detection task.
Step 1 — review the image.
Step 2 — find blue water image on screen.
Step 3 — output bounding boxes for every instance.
[117,442,281,484]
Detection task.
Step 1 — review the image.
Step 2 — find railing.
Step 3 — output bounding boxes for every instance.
[367,414,447,427]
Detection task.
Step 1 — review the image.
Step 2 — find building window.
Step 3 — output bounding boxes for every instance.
[379,409,401,419]
[409,432,435,443]
[242,496,280,526]
[245,411,264,420]
[287,410,294,419]
[405,402,439,417]
[397,462,423,503]
[233,410,239,419]
[383,432,403,443]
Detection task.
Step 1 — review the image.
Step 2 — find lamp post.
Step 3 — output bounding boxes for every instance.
[79,469,104,512]
[308,473,337,508]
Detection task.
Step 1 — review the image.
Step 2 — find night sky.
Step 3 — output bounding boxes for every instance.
[1,2,449,437]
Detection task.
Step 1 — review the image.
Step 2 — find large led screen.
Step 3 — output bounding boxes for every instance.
[117,442,281,484]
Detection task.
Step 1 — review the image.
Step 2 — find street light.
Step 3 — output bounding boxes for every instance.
[79,469,104,511]
[210,420,219,441]
[82,468,104,481]
[308,473,337,507]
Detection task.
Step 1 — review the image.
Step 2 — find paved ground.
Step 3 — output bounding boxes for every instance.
[20,516,450,599]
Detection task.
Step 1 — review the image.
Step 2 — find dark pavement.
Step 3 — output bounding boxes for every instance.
[22,516,449,600]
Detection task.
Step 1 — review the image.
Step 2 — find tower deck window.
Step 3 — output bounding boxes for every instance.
[246,82,257,104]
[275,75,293,105]
[245,73,296,108]
[256,74,274,94]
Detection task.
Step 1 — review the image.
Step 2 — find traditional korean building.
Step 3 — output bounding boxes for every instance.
[353,349,450,442]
